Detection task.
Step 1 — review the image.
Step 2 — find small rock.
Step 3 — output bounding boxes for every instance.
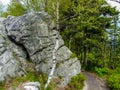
[23,82,40,90]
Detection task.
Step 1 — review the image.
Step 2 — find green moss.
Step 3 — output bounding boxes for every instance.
[46,80,56,90]
[0,82,5,90]
[58,75,63,79]
[70,53,77,58]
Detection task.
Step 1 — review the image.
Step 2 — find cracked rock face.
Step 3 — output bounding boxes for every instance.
[0,18,27,81]
[4,12,81,85]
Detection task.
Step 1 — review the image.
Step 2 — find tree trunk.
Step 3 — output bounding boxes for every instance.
[84,45,88,66]
[56,1,59,31]
[103,42,106,67]
[109,42,112,68]
[69,36,72,49]
[44,0,48,11]
[44,38,59,89]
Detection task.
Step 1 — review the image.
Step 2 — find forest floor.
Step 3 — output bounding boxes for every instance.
[82,71,110,90]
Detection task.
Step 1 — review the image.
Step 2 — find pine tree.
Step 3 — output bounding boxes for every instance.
[60,0,119,67]
[3,1,27,17]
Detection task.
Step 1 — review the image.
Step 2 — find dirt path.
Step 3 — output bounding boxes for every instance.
[82,72,110,90]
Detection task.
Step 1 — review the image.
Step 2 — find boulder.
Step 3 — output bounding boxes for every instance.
[4,11,81,85]
[0,18,26,81]
[23,82,40,90]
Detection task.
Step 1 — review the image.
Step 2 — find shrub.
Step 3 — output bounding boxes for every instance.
[0,82,5,90]
[107,68,120,90]
[94,67,111,76]
[0,72,56,90]
[70,53,77,58]
[107,74,120,90]
[67,73,86,90]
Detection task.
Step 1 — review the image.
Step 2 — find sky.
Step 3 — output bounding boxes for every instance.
[0,0,10,5]
[107,0,120,11]
[0,0,120,11]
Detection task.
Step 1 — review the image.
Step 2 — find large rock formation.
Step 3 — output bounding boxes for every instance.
[0,18,26,81]
[0,12,81,86]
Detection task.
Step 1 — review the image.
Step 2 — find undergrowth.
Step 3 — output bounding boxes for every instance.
[0,71,56,90]
[66,73,86,90]
[85,66,120,90]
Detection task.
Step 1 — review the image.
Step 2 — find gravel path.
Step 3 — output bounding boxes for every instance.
[82,72,110,90]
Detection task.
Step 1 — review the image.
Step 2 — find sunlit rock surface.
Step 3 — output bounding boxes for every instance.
[0,18,26,81]
[0,11,81,85]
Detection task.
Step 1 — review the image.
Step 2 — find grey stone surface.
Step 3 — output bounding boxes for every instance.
[4,11,81,85]
[55,58,81,86]
[23,82,40,90]
[0,18,27,81]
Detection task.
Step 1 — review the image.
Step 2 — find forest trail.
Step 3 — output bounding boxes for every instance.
[82,71,110,90]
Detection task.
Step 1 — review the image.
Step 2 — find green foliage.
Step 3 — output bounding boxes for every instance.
[60,0,119,68]
[89,67,120,90]
[1,0,120,89]
[0,82,5,90]
[107,68,120,90]
[94,67,111,76]
[3,2,27,17]
[108,74,120,90]
[0,72,56,90]
[0,72,40,89]
[88,53,95,62]
[23,0,42,12]
[11,72,40,88]
[70,53,77,58]
[68,73,86,90]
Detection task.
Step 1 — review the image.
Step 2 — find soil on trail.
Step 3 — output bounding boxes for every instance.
[82,71,110,90]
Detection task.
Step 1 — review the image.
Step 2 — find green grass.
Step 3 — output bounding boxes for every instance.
[0,71,56,90]
[66,73,86,90]
[0,82,5,90]
[0,69,86,90]
[107,74,120,90]
[70,53,77,58]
